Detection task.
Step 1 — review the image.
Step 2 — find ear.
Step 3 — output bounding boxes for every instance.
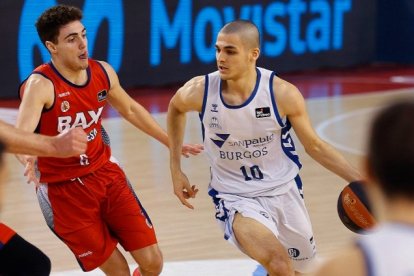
[45,41,57,54]
[251,47,260,61]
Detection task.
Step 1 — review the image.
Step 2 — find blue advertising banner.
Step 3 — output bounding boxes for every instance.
[1,0,377,98]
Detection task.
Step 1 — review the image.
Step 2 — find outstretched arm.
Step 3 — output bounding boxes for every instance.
[101,61,202,157]
[275,78,361,182]
[0,120,87,157]
[167,76,205,209]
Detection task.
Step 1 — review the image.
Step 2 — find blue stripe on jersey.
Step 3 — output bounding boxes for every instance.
[219,68,261,109]
[356,241,375,276]
[281,119,302,169]
[269,71,285,128]
[208,188,229,223]
[199,74,209,142]
[294,175,304,198]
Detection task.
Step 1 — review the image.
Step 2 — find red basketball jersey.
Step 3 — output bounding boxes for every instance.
[19,59,111,183]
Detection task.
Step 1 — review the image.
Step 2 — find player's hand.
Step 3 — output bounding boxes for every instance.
[181,143,204,158]
[172,170,199,209]
[23,156,40,187]
[53,127,88,157]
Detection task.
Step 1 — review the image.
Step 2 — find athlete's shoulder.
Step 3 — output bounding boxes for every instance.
[172,75,205,112]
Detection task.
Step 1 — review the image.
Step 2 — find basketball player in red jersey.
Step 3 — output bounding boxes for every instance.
[15,4,202,276]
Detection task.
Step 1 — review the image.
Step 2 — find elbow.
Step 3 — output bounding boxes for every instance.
[304,139,323,157]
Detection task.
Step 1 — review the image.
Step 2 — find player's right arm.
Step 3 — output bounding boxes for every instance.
[0,120,86,157]
[16,74,54,135]
[15,74,55,183]
[167,76,205,209]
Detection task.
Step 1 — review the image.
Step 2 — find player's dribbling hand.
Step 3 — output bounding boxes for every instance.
[55,127,88,157]
[172,171,199,209]
[181,143,204,158]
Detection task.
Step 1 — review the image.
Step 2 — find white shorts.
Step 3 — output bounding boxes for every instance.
[208,177,316,273]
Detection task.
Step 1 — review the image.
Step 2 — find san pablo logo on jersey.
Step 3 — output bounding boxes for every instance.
[255,107,271,118]
[210,133,273,161]
[210,133,230,148]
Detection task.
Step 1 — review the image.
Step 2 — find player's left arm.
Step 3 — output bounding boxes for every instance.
[100,61,202,156]
[275,78,361,182]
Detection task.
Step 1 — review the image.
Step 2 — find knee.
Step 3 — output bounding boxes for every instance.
[262,255,294,276]
[138,248,163,275]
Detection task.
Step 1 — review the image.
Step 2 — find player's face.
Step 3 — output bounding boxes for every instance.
[215,32,254,80]
[51,21,89,71]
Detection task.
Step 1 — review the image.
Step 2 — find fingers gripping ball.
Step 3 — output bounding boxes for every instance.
[337,181,377,233]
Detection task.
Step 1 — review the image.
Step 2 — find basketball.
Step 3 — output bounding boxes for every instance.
[337,181,376,233]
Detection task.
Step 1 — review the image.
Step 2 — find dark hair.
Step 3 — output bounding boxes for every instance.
[35,4,83,45]
[368,100,414,199]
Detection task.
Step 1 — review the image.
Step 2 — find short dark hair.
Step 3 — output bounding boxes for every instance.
[368,99,414,199]
[35,4,83,45]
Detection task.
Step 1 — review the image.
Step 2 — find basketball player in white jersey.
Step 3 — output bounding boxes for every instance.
[314,100,414,276]
[167,20,361,275]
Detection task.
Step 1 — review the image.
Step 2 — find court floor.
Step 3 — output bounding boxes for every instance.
[0,64,414,275]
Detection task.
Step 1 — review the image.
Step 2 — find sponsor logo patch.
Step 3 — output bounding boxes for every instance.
[255,107,271,118]
[61,101,70,112]
[97,90,107,102]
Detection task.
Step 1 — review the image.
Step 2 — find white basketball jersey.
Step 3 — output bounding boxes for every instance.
[357,223,414,276]
[200,67,301,197]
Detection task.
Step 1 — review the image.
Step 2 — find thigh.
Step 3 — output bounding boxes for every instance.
[37,180,118,272]
[264,184,316,272]
[233,213,289,263]
[103,161,158,252]
[208,189,280,249]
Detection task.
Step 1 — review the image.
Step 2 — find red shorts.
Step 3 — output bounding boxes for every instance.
[0,223,16,250]
[37,160,157,271]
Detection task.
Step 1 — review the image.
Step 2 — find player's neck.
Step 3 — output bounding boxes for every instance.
[50,58,88,86]
[222,68,257,99]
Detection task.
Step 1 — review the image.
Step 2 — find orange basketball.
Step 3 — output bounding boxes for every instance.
[337,181,376,233]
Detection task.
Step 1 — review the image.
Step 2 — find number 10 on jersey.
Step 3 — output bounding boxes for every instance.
[240,165,264,181]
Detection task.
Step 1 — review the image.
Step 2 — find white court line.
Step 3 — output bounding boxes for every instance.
[315,107,379,155]
[51,259,262,276]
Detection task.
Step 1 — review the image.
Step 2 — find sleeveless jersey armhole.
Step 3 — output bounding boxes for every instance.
[269,71,285,128]
[96,61,111,91]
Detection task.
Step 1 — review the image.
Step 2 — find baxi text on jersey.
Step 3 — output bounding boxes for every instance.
[219,147,268,160]
[228,134,274,149]
[57,107,103,133]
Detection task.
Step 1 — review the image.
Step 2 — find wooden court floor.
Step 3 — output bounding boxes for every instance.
[1,65,414,275]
